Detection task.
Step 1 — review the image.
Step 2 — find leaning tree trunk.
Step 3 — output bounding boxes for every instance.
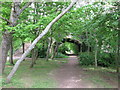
[9,37,14,65]
[6,1,77,83]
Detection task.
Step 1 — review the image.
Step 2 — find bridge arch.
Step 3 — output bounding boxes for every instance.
[61,38,89,54]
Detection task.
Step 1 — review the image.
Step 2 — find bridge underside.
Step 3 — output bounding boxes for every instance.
[62,38,91,53]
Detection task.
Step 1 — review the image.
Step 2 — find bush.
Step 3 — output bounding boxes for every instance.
[78,52,94,66]
[78,52,116,67]
[98,53,115,67]
[55,53,69,58]
[27,45,47,58]
[37,47,47,58]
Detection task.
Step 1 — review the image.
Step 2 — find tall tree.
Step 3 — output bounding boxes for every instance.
[0,1,32,73]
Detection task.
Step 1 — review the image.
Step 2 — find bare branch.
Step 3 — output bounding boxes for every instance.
[0,16,11,24]
[19,2,32,14]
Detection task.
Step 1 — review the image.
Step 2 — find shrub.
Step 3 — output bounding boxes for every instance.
[98,53,115,67]
[37,47,47,58]
[78,52,116,67]
[78,52,94,66]
[27,45,47,58]
[55,53,69,58]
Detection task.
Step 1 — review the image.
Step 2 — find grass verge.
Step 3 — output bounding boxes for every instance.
[81,66,118,88]
[2,59,68,88]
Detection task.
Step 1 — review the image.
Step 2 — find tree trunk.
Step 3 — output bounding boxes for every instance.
[46,37,52,61]
[115,46,119,73]
[30,49,35,68]
[9,37,14,65]
[22,42,25,61]
[95,39,98,67]
[22,42,25,53]
[80,44,82,53]
[86,31,90,53]
[2,33,12,73]
[117,2,120,73]
[30,45,38,68]
[55,43,58,57]
[118,27,120,90]
[117,18,120,73]
[118,4,120,88]
[34,48,38,63]
[51,42,59,59]
[2,1,31,73]
[6,1,77,83]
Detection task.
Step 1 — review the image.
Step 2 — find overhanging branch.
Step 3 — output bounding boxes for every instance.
[0,16,11,24]
[19,2,32,14]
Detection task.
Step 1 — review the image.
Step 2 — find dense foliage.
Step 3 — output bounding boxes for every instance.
[1,2,119,68]
[79,52,116,67]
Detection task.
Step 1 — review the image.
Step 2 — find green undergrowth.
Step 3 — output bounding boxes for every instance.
[2,59,68,88]
[54,53,69,58]
[81,66,116,72]
[81,66,117,88]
